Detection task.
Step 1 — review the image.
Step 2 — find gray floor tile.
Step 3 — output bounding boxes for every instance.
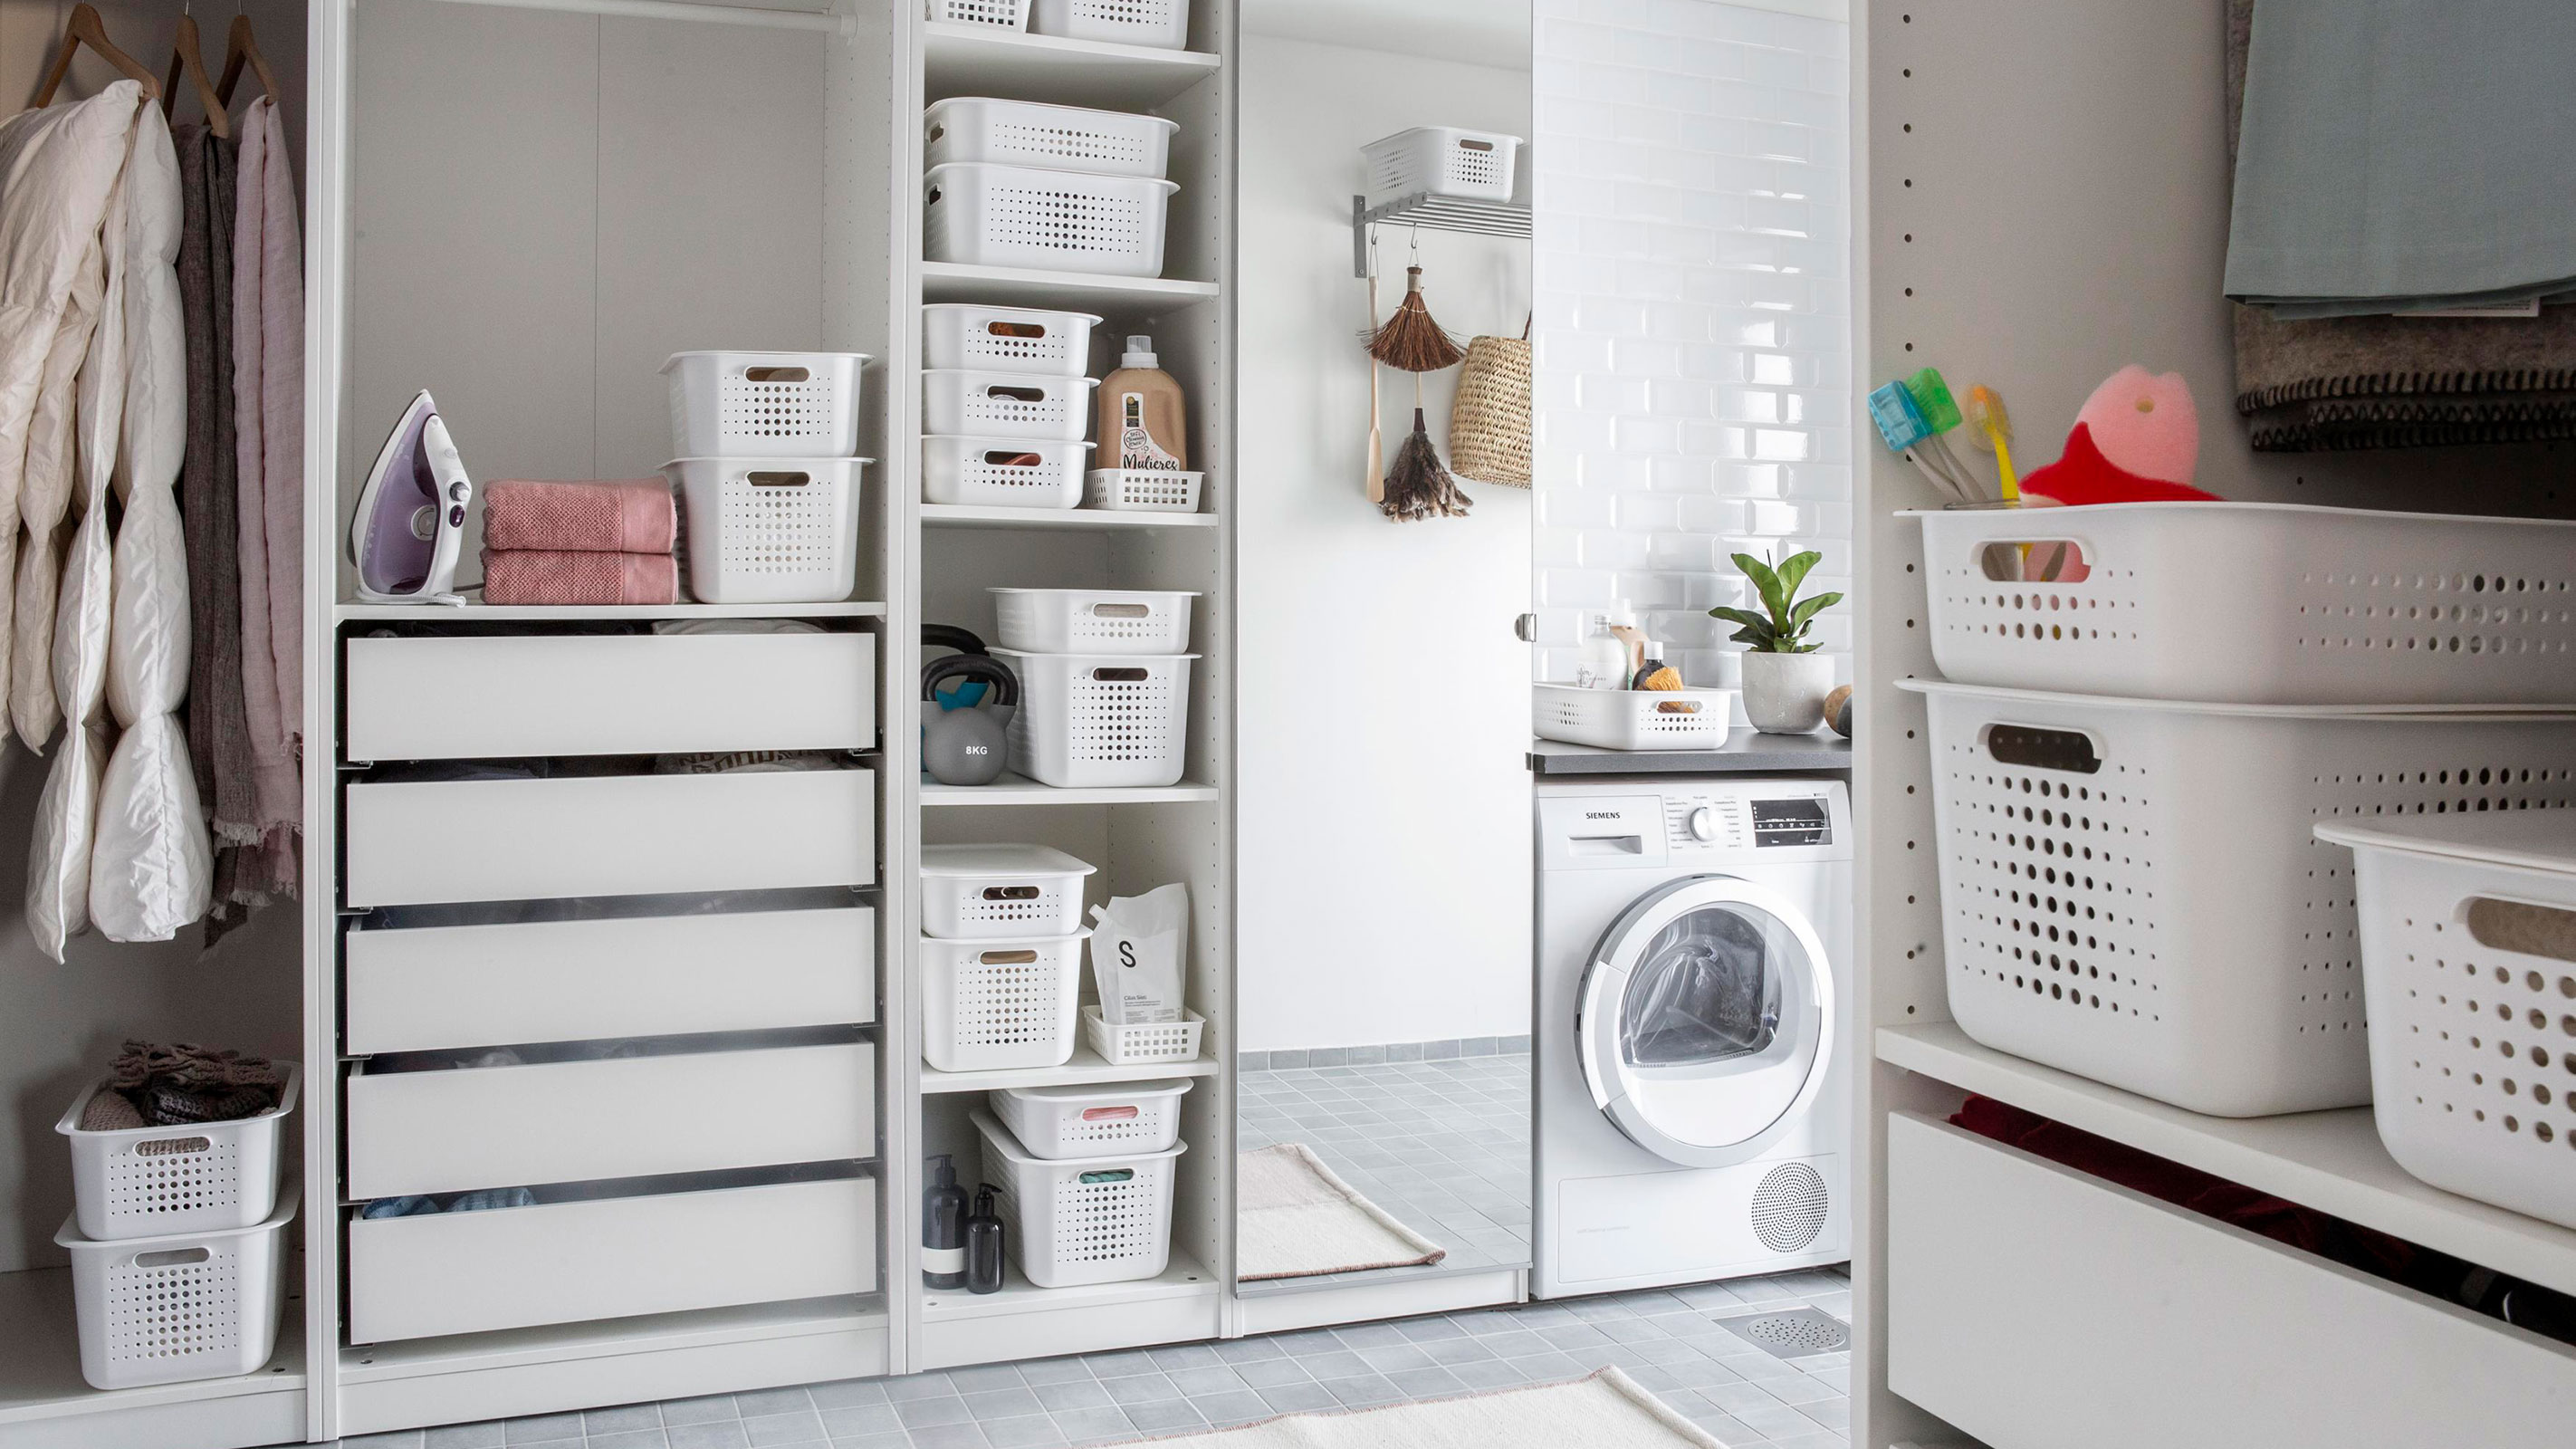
[735,1388,815,1417]
[587,1432,669,1449]
[807,1380,890,1411]
[963,1388,1045,1421]
[587,1405,665,1434]
[1188,1390,1273,1425]
[742,1410,827,1445]
[1032,1380,1115,1415]
[503,1414,586,1444]
[979,1415,1068,1449]
[1045,1407,1135,1446]
[665,1425,752,1449]
[1015,1358,1094,1387]
[884,1373,955,1402]
[1120,1399,1207,1434]
[425,1426,506,1449]
[1383,1366,1466,1399]
[946,1365,1026,1394]
[819,1405,901,1439]
[346,1435,424,1449]
[1231,1358,1311,1390]
[1445,1358,1527,1392]
[908,1425,991,1449]
[1318,1374,1404,1407]
[1164,1365,1247,1396]
[895,1397,973,1431]
[1254,1381,1339,1415]
[829,1436,908,1449]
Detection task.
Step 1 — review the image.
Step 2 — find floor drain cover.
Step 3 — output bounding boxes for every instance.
[1712,1307,1850,1359]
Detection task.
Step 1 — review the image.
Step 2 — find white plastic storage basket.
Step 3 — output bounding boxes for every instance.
[924,304,1102,378]
[924,163,1178,278]
[55,1186,296,1390]
[1908,503,2576,705]
[2317,815,2576,1229]
[1086,468,1201,513]
[55,1065,300,1243]
[923,370,1096,442]
[666,457,867,603]
[920,843,1096,939]
[1533,683,1735,751]
[991,588,1196,655]
[993,648,1195,789]
[1029,0,1189,49]
[1362,126,1525,207]
[1904,677,2576,1116]
[995,1079,1191,1159]
[973,1109,1183,1287]
[926,98,1177,180]
[927,0,1029,27]
[922,437,1088,510]
[1083,1005,1206,1066]
[920,932,1086,1072]
[661,351,867,459]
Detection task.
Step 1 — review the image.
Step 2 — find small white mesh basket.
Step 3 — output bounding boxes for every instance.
[1083,1005,1206,1066]
[994,648,1195,789]
[1909,504,2576,705]
[1029,0,1190,49]
[1533,684,1734,750]
[991,588,1196,655]
[926,98,1178,180]
[974,1108,1183,1287]
[1362,126,1524,207]
[55,1186,295,1390]
[56,1065,299,1242]
[1905,677,2576,1117]
[925,163,1177,278]
[666,457,866,603]
[921,844,1096,940]
[924,304,1102,379]
[995,1079,1191,1159]
[2318,816,2576,1229]
[923,370,1096,442]
[1085,468,1201,513]
[661,351,867,459]
[927,0,1030,26]
[921,932,1086,1072]
[922,437,1088,510]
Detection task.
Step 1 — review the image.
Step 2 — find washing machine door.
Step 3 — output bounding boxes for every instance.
[1576,875,1835,1168]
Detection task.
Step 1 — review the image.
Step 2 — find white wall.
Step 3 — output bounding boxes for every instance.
[1235,36,1533,1053]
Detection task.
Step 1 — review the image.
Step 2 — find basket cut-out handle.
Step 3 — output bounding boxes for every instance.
[1077,1168,1136,1185]
[981,451,1044,467]
[1091,667,1148,682]
[983,384,1046,402]
[134,1135,212,1157]
[1981,723,2103,774]
[2464,897,2576,964]
[1652,699,1702,715]
[1080,1106,1141,1121]
[742,366,810,383]
[980,885,1041,901]
[1086,603,1150,618]
[1975,537,2092,584]
[978,949,1039,964]
[1458,137,1494,152]
[134,1247,212,1267]
[927,123,946,143]
[984,320,1047,339]
[744,471,813,488]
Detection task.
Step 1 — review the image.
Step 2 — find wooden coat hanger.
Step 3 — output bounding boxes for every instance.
[164,10,229,139]
[33,3,164,108]
[215,13,278,109]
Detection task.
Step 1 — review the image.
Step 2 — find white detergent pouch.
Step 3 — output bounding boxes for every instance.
[1088,883,1188,1024]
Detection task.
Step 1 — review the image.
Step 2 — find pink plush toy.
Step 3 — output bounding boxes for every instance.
[2018,365,2215,506]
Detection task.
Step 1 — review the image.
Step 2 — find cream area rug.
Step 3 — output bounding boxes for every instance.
[1235,1144,1446,1281]
[1109,1368,1722,1447]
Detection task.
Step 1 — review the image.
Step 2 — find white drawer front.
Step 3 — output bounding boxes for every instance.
[350,1176,876,1343]
[347,1042,875,1198]
[343,769,875,907]
[1887,1112,2576,1448]
[345,632,876,761]
[346,907,875,1055]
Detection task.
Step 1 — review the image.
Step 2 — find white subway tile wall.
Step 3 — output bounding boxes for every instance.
[1532,0,1853,703]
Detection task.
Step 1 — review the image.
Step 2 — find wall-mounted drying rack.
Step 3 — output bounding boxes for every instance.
[1351,192,1530,276]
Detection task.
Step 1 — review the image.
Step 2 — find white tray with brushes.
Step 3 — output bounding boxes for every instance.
[1534,684,1735,751]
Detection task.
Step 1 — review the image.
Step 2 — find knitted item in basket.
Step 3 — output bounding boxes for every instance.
[104,1040,282,1126]
[79,1088,145,1131]
[1447,333,1531,487]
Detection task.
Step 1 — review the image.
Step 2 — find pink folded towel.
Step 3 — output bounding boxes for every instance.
[483,478,676,553]
[480,549,678,606]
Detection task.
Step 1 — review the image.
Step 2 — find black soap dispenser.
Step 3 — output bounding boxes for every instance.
[965,1184,1006,1295]
[923,1155,966,1290]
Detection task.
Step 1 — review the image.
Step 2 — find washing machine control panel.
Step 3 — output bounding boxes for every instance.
[1661,788,1838,853]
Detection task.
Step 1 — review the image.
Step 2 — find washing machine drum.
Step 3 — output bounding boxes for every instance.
[1578,875,1835,1167]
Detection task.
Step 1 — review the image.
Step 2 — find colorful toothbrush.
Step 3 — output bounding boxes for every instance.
[1965,384,2021,505]
[1901,368,1987,501]
[1868,379,1978,502]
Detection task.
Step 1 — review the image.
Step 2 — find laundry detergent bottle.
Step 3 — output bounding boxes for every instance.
[923,1154,966,1290]
[1096,335,1188,470]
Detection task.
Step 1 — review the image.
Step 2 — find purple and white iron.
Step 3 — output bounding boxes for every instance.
[350,390,471,604]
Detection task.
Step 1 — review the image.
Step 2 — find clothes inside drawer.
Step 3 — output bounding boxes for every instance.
[345,1041,875,1199]
[348,1174,876,1343]
[344,630,876,761]
[341,766,876,907]
[344,906,875,1055]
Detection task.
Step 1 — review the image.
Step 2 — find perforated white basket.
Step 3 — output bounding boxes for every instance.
[666,457,866,603]
[995,1079,1191,1159]
[922,437,1088,510]
[924,163,1177,278]
[1909,504,2576,705]
[1362,126,1524,207]
[1533,683,1734,751]
[994,648,1196,789]
[926,98,1177,180]
[57,1064,299,1242]
[1029,0,1190,49]
[927,0,1029,27]
[921,932,1086,1072]
[1085,468,1202,513]
[924,304,1102,378]
[974,1109,1183,1287]
[991,588,1196,655]
[55,1186,295,1390]
[1906,677,2576,1117]
[923,369,1096,442]
[2318,815,2576,1229]
[661,351,867,459]
[921,843,1096,940]
[1084,1005,1206,1066]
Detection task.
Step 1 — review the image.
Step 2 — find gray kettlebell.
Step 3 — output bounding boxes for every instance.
[922,650,1019,787]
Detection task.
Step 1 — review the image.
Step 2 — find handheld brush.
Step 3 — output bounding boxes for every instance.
[1963,383,2021,505]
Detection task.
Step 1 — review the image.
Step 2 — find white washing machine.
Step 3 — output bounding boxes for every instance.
[1533,775,1852,1299]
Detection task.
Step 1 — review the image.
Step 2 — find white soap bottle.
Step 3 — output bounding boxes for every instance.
[1576,613,1627,690]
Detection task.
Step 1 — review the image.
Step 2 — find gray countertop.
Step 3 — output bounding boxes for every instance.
[1527,730,1853,775]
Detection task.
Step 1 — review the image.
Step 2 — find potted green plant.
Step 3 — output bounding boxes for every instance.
[1711,550,1843,733]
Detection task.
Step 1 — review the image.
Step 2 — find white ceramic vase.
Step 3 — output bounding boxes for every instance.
[1741,650,1834,734]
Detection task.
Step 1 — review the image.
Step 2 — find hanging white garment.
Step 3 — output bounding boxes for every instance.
[13,232,104,747]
